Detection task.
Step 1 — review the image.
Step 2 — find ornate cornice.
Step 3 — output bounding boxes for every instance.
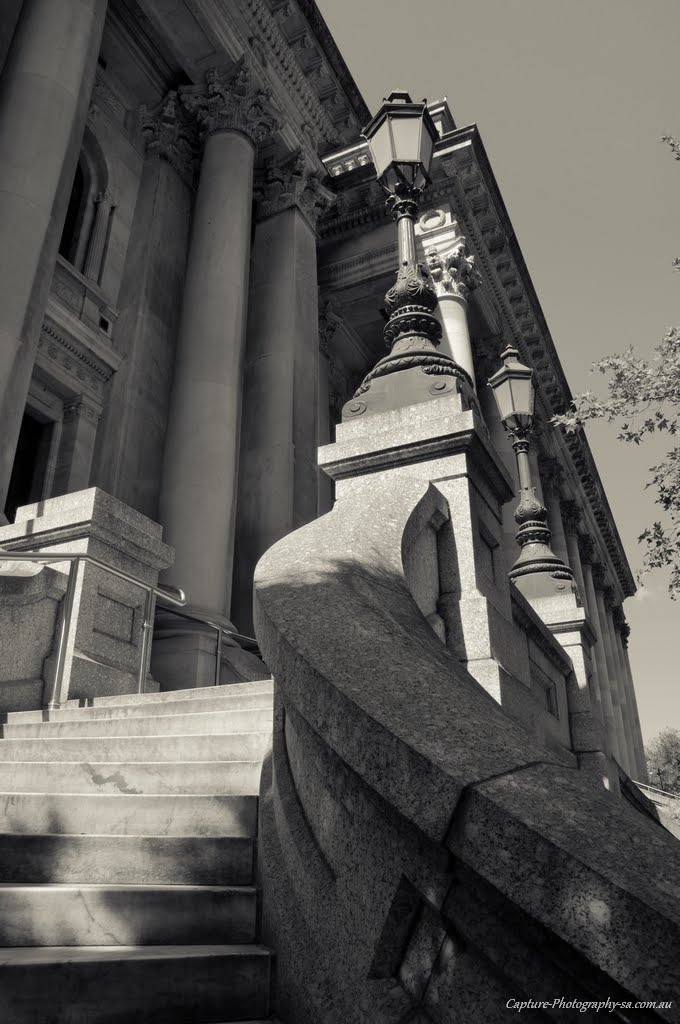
[181,59,281,146]
[255,152,335,232]
[242,0,340,148]
[140,91,199,189]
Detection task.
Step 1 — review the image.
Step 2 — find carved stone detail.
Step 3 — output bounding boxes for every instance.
[140,92,199,188]
[591,563,608,591]
[181,59,281,146]
[578,534,596,566]
[318,298,341,356]
[560,498,582,535]
[537,454,564,496]
[255,152,335,231]
[425,242,481,302]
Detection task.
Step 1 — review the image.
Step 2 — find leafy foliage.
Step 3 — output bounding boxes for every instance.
[646,728,680,795]
[553,137,680,597]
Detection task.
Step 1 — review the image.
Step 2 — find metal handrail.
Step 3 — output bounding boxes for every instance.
[0,551,186,708]
[157,604,261,686]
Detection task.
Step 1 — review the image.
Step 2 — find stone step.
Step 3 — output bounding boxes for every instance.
[0,732,270,763]
[0,792,257,837]
[66,678,273,708]
[0,760,262,795]
[0,883,256,946]
[2,706,273,739]
[0,834,254,885]
[9,689,274,723]
[0,944,271,1023]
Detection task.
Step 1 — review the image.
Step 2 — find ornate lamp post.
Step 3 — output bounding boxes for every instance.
[488,346,574,590]
[343,91,472,419]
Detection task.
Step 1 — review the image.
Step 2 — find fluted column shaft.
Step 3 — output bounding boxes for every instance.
[561,507,603,725]
[0,0,108,509]
[592,575,628,769]
[159,63,280,623]
[579,554,619,761]
[232,161,334,632]
[159,128,255,616]
[602,596,636,776]
[619,637,649,783]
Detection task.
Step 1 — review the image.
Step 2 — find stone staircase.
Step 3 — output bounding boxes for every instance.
[0,678,276,1023]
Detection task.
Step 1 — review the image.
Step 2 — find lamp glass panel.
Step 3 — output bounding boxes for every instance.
[367,118,395,180]
[508,375,534,418]
[391,115,422,165]
[419,124,435,172]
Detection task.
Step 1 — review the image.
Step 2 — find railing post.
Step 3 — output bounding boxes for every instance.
[45,559,79,710]
[138,587,155,694]
[215,626,223,686]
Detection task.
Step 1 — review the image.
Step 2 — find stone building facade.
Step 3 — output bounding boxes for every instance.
[0,0,644,779]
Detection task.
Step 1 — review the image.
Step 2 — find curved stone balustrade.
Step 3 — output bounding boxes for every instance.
[254,473,680,1023]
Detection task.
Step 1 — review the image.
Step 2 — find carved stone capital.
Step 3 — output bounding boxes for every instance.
[560,498,582,535]
[181,59,281,147]
[255,152,336,231]
[578,533,596,565]
[425,241,481,302]
[591,562,608,592]
[602,584,617,610]
[318,298,341,356]
[140,91,199,188]
[537,454,564,496]
[63,397,102,426]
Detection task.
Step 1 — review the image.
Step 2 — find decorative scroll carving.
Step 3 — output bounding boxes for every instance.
[425,242,481,302]
[255,152,336,231]
[181,58,281,146]
[140,92,199,188]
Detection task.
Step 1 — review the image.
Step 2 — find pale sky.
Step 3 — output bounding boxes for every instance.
[317,0,680,746]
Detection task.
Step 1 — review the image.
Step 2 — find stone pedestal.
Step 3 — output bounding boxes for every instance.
[319,397,587,765]
[0,0,108,509]
[0,488,173,702]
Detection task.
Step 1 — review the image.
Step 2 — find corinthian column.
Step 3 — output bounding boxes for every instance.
[232,153,335,633]
[158,61,280,640]
[592,563,629,770]
[612,608,648,782]
[578,536,620,761]
[0,0,108,511]
[425,240,480,387]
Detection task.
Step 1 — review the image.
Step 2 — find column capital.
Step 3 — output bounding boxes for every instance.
[560,498,582,534]
[140,91,199,188]
[537,453,564,495]
[318,297,342,357]
[64,396,102,426]
[255,152,335,232]
[578,533,596,565]
[603,584,617,610]
[591,562,608,591]
[181,59,281,147]
[425,240,481,302]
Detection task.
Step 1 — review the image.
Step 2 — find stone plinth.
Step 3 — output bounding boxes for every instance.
[0,488,173,702]
[0,565,67,711]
